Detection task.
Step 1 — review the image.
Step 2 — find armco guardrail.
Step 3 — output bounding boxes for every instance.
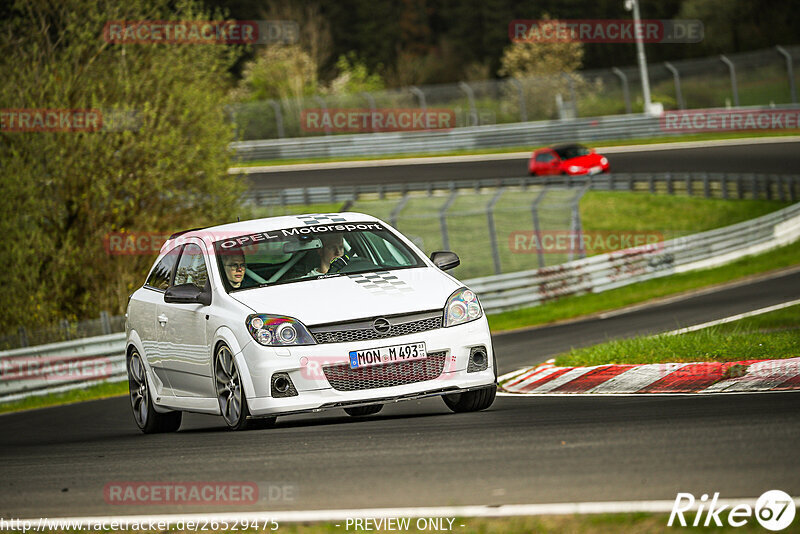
[230,104,800,162]
[243,173,800,206]
[465,201,800,313]
[0,333,127,403]
[2,202,798,402]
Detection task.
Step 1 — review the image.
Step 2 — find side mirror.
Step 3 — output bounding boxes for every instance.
[430,251,460,271]
[164,283,212,306]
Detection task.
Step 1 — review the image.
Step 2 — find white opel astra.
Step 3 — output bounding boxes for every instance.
[125,213,496,432]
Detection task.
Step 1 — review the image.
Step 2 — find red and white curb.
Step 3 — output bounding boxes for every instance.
[499,357,800,395]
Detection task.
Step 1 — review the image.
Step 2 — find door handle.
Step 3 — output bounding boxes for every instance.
[158,314,168,325]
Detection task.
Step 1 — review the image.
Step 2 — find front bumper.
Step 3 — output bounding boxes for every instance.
[238,316,496,416]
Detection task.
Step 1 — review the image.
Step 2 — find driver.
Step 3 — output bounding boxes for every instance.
[221,250,248,289]
[307,233,347,276]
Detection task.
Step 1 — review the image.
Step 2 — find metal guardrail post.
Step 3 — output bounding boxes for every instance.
[268,100,285,138]
[737,175,744,199]
[752,175,758,199]
[703,173,711,198]
[486,188,505,274]
[776,46,798,104]
[664,62,685,110]
[778,176,786,202]
[510,78,527,122]
[612,67,632,114]
[648,174,655,194]
[458,82,478,126]
[766,176,773,201]
[410,86,427,114]
[666,173,674,195]
[439,190,459,250]
[531,188,547,269]
[721,174,728,199]
[720,55,740,107]
[389,194,410,229]
[686,174,693,196]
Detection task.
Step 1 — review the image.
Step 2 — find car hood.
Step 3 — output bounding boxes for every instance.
[229,267,461,326]
[562,153,602,168]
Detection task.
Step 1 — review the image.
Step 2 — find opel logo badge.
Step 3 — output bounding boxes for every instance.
[372,318,391,334]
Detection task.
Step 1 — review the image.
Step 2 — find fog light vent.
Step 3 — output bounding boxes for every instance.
[271,373,298,398]
[467,346,488,373]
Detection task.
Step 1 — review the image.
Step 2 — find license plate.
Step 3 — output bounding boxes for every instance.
[349,342,427,369]
[589,166,603,175]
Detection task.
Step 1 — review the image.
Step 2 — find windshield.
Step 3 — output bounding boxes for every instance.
[553,145,591,160]
[213,222,425,291]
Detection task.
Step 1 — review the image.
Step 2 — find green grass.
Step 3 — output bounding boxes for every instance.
[553,304,800,368]
[232,131,800,167]
[488,238,800,333]
[0,380,127,415]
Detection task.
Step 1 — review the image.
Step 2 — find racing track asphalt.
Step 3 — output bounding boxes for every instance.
[1,269,799,518]
[243,140,800,189]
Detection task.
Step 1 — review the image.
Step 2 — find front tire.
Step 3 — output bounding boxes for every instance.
[215,343,254,431]
[127,348,182,433]
[442,385,496,413]
[344,404,383,417]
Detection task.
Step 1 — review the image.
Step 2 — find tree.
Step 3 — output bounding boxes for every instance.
[497,17,591,120]
[0,0,243,332]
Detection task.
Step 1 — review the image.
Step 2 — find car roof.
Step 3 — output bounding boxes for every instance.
[160,212,383,252]
[551,143,587,151]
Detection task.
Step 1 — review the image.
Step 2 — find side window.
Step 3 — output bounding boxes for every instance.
[536,152,555,163]
[173,243,209,289]
[145,246,180,290]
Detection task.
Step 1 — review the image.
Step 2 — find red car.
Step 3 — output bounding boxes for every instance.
[528,143,610,176]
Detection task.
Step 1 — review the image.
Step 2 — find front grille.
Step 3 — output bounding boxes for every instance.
[310,311,442,344]
[323,350,447,392]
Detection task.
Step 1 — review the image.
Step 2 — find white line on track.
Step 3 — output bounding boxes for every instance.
[29,497,799,525]
[662,298,800,336]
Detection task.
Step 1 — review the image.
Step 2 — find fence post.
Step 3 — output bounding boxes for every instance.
[268,100,285,139]
[778,176,786,202]
[511,78,527,122]
[572,184,590,259]
[752,175,758,199]
[61,319,71,341]
[410,86,427,114]
[721,174,728,200]
[361,91,378,132]
[439,190,459,250]
[18,326,28,348]
[703,173,710,198]
[531,188,547,269]
[766,175,774,201]
[612,67,632,114]
[737,175,744,199]
[685,174,693,196]
[664,62,685,109]
[486,188,505,274]
[648,174,655,194]
[720,55,740,107]
[314,95,331,135]
[458,81,478,126]
[390,194,410,229]
[776,46,798,104]
[100,311,111,335]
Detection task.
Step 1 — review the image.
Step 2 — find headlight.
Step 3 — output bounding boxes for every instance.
[444,288,483,327]
[568,165,583,173]
[600,157,608,165]
[245,314,316,346]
